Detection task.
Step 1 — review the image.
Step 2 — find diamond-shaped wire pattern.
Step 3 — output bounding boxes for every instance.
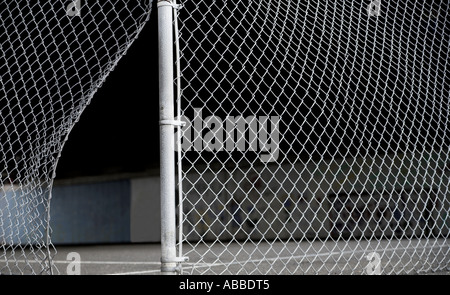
[177,1,449,274]
[0,1,152,274]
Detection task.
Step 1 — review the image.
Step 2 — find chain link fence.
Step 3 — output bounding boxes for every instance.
[177,0,449,274]
[1,0,448,276]
[0,1,152,274]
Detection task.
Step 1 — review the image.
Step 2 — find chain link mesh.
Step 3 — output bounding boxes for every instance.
[0,1,152,274]
[177,1,449,274]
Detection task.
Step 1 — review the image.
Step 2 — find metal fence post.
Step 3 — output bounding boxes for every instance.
[158,0,178,274]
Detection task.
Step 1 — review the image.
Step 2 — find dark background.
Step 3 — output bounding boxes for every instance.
[54,2,448,180]
[55,9,160,179]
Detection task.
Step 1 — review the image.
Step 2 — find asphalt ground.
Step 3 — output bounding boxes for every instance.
[45,238,448,275]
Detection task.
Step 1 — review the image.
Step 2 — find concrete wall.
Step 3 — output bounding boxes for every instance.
[2,151,446,245]
[130,177,160,243]
[50,176,160,244]
[182,150,449,242]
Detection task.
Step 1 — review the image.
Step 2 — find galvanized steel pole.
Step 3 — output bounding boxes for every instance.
[157,0,177,274]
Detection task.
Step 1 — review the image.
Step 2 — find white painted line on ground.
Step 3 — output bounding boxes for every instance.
[1,259,161,265]
[53,260,161,265]
[109,269,161,275]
